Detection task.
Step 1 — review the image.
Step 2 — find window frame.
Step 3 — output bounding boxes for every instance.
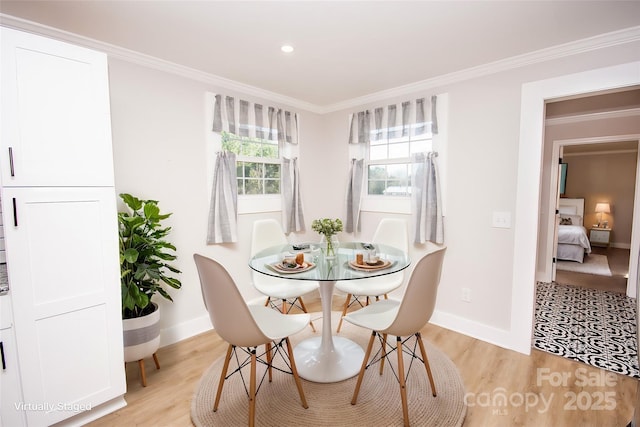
[221,131,282,197]
[366,133,433,198]
[206,92,283,214]
[359,93,448,216]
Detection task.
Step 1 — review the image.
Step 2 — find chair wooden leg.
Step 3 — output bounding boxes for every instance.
[297,297,316,332]
[152,352,160,369]
[383,293,389,299]
[396,336,410,427]
[214,344,233,412]
[266,342,273,382]
[138,359,147,387]
[264,297,270,307]
[416,332,437,397]
[280,299,287,314]
[379,333,387,375]
[285,338,308,409]
[249,348,257,427]
[336,294,352,333]
[352,331,376,405]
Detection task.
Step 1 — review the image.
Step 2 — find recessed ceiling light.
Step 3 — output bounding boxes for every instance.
[281,44,294,54]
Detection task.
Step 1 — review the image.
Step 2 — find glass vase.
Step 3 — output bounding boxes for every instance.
[321,235,339,259]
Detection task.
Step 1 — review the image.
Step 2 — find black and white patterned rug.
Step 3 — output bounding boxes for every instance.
[533,281,639,378]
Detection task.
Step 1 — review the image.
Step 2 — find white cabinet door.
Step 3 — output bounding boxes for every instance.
[0,326,27,427]
[1,28,115,187]
[2,187,125,426]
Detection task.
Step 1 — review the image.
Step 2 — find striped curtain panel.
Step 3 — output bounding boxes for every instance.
[348,95,438,144]
[207,151,238,244]
[212,94,299,144]
[345,158,364,233]
[282,157,305,233]
[412,152,443,244]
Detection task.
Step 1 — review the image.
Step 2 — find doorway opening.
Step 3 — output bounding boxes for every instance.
[511,61,640,356]
[548,136,640,296]
[539,87,640,297]
[532,89,640,377]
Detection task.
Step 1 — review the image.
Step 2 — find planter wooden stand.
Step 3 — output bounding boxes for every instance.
[123,303,161,386]
[134,353,160,387]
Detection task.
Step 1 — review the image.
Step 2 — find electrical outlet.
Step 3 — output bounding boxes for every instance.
[461,287,471,303]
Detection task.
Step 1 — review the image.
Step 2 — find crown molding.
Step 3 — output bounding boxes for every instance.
[322,26,640,113]
[2,13,639,115]
[0,14,323,114]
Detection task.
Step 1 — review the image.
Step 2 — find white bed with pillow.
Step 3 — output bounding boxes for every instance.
[557,198,592,263]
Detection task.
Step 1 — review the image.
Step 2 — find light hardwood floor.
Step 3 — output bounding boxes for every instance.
[88,297,637,427]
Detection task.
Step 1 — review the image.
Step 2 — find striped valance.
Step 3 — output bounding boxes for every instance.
[211,94,299,144]
[348,95,438,144]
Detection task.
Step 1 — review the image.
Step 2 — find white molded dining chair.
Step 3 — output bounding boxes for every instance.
[343,247,446,427]
[335,218,409,333]
[193,254,309,427]
[251,219,318,331]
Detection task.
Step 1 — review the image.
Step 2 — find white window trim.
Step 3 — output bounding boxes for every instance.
[361,195,412,214]
[205,92,283,214]
[359,93,448,216]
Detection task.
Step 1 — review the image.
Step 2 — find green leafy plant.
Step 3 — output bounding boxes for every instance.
[311,218,343,238]
[312,218,343,257]
[118,193,182,319]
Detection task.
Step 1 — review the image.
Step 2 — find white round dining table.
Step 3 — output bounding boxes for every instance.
[249,241,410,383]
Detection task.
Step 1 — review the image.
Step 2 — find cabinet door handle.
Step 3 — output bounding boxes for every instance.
[12,197,17,227]
[8,147,15,177]
[0,342,6,370]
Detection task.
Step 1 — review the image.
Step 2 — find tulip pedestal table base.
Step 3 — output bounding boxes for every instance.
[293,280,365,383]
[249,242,410,383]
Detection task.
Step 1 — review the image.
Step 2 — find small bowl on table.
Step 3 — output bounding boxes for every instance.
[365,256,380,266]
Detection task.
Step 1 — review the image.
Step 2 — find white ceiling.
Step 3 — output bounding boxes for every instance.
[2,1,640,110]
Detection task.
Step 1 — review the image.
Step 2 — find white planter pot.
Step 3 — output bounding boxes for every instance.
[123,303,160,363]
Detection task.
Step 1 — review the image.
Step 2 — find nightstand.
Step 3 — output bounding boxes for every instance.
[590,227,611,247]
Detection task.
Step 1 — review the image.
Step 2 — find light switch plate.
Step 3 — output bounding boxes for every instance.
[492,211,511,228]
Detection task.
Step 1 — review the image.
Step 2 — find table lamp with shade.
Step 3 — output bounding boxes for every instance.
[595,202,610,227]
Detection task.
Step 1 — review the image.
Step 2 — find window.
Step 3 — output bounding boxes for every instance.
[367,127,433,196]
[353,93,447,216]
[221,131,280,195]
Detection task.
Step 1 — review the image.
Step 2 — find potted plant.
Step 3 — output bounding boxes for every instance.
[118,193,182,386]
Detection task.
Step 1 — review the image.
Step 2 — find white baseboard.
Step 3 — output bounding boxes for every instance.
[159,314,212,348]
[159,301,521,356]
[247,296,266,306]
[611,242,631,249]
[430,309,514,352]
[54,396,127,427]
[162,294,323,348]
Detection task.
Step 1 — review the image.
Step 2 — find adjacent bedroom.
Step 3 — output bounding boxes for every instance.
[556,197,592,264]
[554,141,637,294]
[533,88,640,380]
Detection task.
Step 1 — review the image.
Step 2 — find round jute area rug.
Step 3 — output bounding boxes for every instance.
[191,312,466,426]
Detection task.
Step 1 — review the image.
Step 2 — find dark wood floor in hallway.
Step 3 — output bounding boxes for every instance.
[555,246,630,293]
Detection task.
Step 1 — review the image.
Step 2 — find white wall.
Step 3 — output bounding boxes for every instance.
[107,39,640,351]
[108,59,326,344]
